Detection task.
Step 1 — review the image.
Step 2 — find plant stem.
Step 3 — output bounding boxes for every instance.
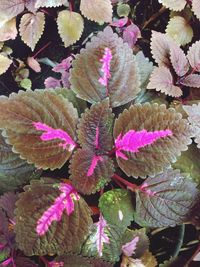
[111,174,139,190]
[40,256,49,267]
[171,224,185,258]
[33,41,51,59]
[142,6,167,30]
[69,0,74,12]
[185,243,200,265]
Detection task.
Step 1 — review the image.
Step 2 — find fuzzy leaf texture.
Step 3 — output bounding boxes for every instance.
[77,99,114,152]
[113,103,192,177]
[99,189,134,231]
[134,169,198,227]
[57,10,84,48]
[0,133,41,193]
[183,103,200,148]
[69,148,114,194]
[0,0,25,20]
[181,74,200,88]
[19,12,45,51]
[15,179,93,256]
[187,40,200,72]
[36,183,80,235]
[0,89,78,170]
[70,26,140,107]
[147,66,182,97]
[80,0,113,23]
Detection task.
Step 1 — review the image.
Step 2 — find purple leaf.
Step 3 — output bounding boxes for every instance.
[33,122,77,151]
[95,214,110,257]
[98,47,112,94]
[36,183,80,236]
[44,77,61,89]
[0,192,18,220]
[87,155,104,177]
[115,129,172,160]
[52,56,73,73]
[122,236,139,257]
[123,24,141,48]
[110,17,128,27]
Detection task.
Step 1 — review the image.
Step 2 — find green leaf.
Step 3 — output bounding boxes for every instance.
[172,144,200,185]
[0,133,41,193]
[78,99,114,151]
[57,10,84,48]
[121,228,149,258]
[134,169,198,227]
[19,12,45,51]
[0,89,78,170]
[113,103,192,178]
[99,189,134,231]
[15,178,93,256]
[55,255,113,267]
[20,78,32,90]
[80,0,113,23]
[70,26,140,108]
[81,222,122,262]
[69,148,114,194]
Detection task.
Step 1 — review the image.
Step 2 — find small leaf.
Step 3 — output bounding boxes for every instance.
[0,0,25,20]
[147,66,182,97]
[150,31,172,67]
[181,74,200,88]
[113,103,192,177]
[15,179,92,255]
[70,26,140,107]
[0,18,17,42]
[0,55,12,75]
[44,77,61,89]
[160,0,186,11]
[192,0,200,21]
[166,16,193,46]
[123,24,141,48]
[99,189,134,231]
[20,78,32,90]
[169,44,189,77]
[57,10,84,48]
[69,148,114,194]
[187,40,200,72]
[134,169,198,227]
[183,103,200,148]
[121,236,139,257]
[0,89,78,170]
[140,251,157,267]
[80,0,112,23]
[35,0,68,8]
[19,12,45,51]
[78,99,114,152]
[27,57,41,73]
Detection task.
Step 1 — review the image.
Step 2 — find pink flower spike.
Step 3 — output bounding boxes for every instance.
[98,47,112,95]
[95,214,110,257]
[115,129,172,160]
[33,122,76,151]
[122,236,139,257]
[36,183,80,236]
[87,155,103,177]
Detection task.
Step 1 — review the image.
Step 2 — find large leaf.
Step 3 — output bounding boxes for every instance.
[57,10,84,48]
[0,89,78,170]
[192,0,200,21]
[15,179,93,256]
[160,0,186,11]
[69,148,114,194]
[0,54,12,75]
[0,0,25,20]
[19,12,45,51]
[80,0,112,23]
[0,18,17,42]
[181,74,200,88]
[35,0,68,8]
[134,169,198,227]
[55,255,113,267]
[113,103,192,177]
[77,99,114,151]
[147,66,182,97]
[70,26,140,108]
[99,189,134,231]
[183,103,200,148]
[0,133,41,193]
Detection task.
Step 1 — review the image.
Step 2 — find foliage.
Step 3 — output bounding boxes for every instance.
[0,0,200,266]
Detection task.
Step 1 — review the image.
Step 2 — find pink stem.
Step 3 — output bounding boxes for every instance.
[33,41,51,59]
[111,174,139,191]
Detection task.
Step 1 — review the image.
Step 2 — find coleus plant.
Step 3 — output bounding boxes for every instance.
[0,25,199,266]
